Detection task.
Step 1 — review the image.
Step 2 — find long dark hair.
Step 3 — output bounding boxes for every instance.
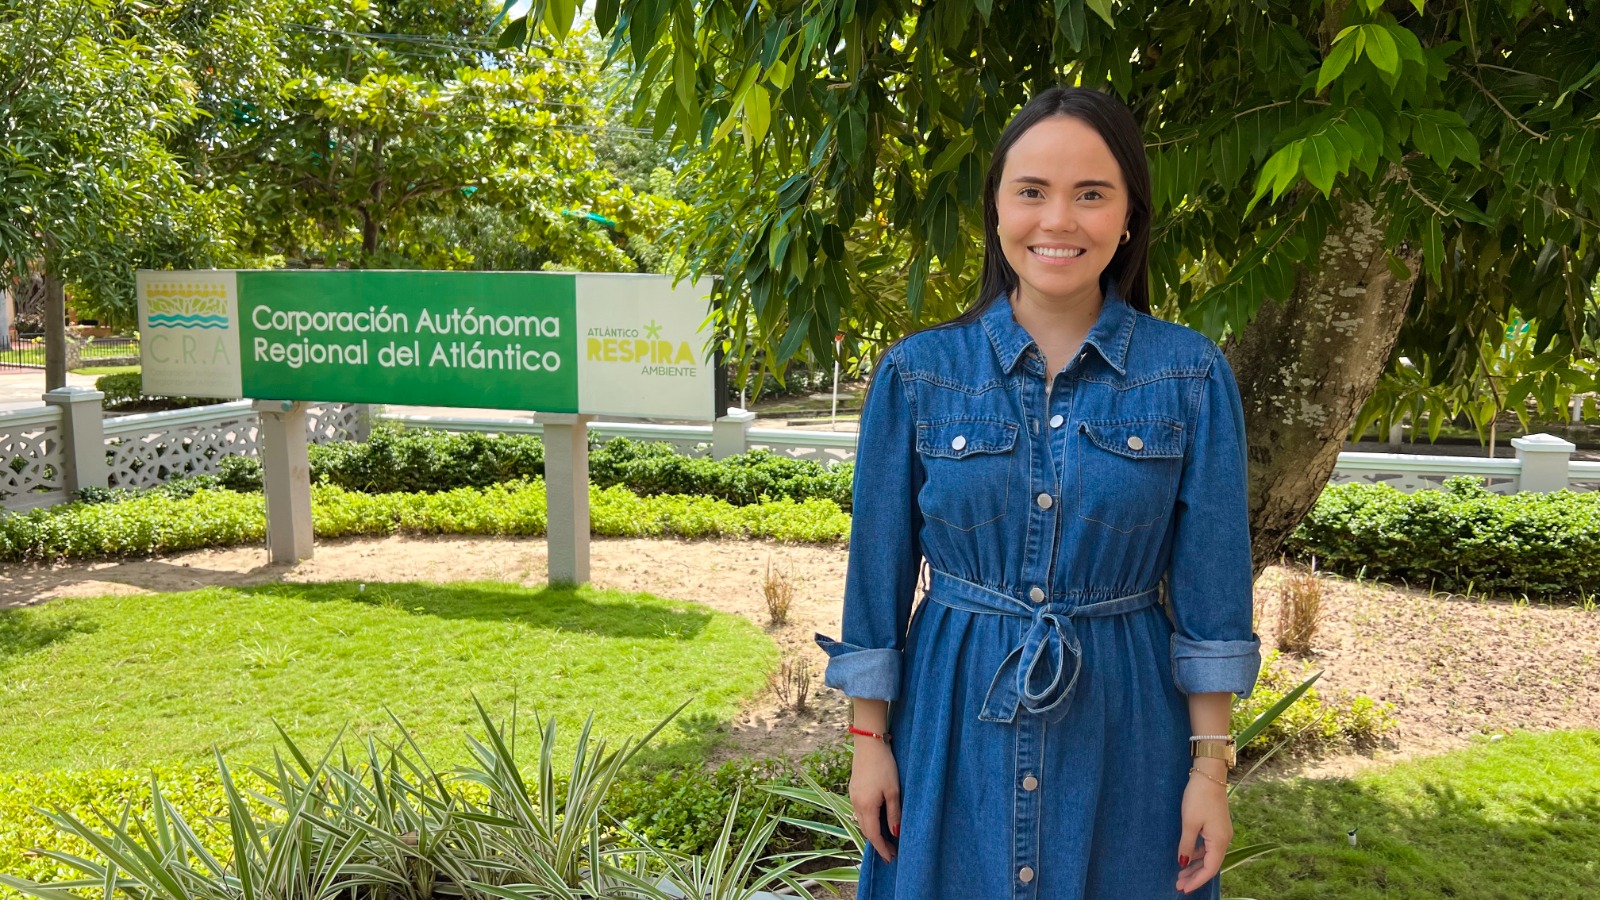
[946,86,1152,326]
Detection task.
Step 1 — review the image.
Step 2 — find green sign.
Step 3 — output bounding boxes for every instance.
[137,271,717,420]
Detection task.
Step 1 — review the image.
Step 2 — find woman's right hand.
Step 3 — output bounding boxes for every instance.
[849,735,901,863]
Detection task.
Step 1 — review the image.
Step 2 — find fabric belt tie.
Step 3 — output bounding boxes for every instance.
[926,569,1161,725]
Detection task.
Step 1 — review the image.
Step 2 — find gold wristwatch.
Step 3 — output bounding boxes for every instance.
[1189,738,1237,768]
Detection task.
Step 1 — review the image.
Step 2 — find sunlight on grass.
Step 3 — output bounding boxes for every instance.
[1227,730,1600,899]
[0,581,777,771]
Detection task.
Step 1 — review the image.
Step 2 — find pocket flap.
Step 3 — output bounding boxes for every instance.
[917,418,1019,459]
[1081,418,1184,459]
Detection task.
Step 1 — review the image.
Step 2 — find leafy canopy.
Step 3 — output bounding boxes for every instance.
[505,0,1599,393]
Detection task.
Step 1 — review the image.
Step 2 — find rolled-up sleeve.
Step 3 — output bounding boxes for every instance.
[814,348,923,702]
[1167,348,1262,698]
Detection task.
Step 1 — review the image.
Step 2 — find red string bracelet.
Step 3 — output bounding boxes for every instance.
[848,725,891,742]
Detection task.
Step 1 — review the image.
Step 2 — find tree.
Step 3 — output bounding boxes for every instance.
[0,0,231,382]
[174,0,676,273]
[505,0,1600,570]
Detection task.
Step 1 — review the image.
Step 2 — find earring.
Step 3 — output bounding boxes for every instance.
[1120,230,1131,245]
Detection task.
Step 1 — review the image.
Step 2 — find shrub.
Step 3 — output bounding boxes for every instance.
[310,425,547,493]
[92,372,212,410]
[1233,651,1396,757]
[590,438,854,510]
[0,481,850,562]
[1287,476,1600,602]
[609,741,853,857]
[0,765,250,896]
[94,372,143,407]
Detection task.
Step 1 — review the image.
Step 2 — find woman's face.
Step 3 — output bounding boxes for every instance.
[994,115,1130,310]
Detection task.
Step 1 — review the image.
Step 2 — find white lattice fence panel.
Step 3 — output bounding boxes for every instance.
[0,409,66,510]
[307,403,368,444]
[105,410,261,489]
[1327,470,1521,494]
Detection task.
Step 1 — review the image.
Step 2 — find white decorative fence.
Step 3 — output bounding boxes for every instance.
[0,390,369,510]
[1,391,1594,512]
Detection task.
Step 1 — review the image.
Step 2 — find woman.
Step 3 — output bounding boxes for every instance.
[816,87,1262,899]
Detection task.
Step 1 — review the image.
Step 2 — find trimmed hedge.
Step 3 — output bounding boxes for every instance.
[1287,476,1600,601]
[92,372,214,410]
[0,481,851,561]
[93,372,144,407]
[589,438,854,510]
[201,429,854,509]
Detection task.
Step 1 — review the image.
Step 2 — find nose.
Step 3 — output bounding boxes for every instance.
[1038,197,1078,233]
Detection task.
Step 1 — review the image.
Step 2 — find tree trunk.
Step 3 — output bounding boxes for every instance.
[1225,198,1419,576]
[44,264,67,391]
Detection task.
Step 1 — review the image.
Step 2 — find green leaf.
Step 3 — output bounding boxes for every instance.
[906,248,931,323]
[544,0,578,41]
[1385,252,1411,281]
[1563,128,1594,193]
[1246,141,1303,214]
[1316,37,1357,94]
[1300,133,1340,197]
[1408,110,1481,172]
[594,0,621,36]
[496,15,528,50]
[1422,213,1444,286]
[925,192,960,263]
[776,308,813,361]
[1085,0,1115,27]
[930,134,974,176]
[1362,25,1400,81]
[745,85,773,146]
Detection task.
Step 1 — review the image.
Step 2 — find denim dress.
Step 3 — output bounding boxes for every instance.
[816,274,1262,899]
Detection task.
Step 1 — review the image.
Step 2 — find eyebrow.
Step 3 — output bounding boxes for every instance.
[1010,176,1117,189]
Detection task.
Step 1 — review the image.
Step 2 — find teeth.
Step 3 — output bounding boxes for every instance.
[1032,247,1085,258]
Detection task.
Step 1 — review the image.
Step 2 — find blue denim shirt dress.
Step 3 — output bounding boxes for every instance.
[816,273,1262,899]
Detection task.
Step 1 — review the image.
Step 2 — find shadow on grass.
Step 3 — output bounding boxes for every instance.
[1228,749,1600,898]
[238,580,715,642]
[0,610,95,664]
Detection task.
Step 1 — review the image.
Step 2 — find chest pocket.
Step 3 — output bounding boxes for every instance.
[1076,417,1184,534]
[915,417,1019,531]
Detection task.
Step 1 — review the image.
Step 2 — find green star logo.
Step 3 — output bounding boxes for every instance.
[644,320,663,339]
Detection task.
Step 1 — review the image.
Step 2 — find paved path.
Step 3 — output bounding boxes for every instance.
[0,371,98,412]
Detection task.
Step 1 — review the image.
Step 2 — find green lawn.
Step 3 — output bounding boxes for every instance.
[0,581,778,771]
[2,342,137,367]
[69,364,138,376]
[1227,730,1600,899]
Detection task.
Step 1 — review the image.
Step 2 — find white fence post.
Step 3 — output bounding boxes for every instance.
[536,412,594,584]
[713,408,756,460]
[255,399,314,563]
[1511,432,1576,492]
[42,386,108,494]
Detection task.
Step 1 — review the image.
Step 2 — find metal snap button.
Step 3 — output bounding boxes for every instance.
[1022,775,1039,791]
[1029,586,1045,603]
[1019,866,1035,883]
[1049,414,1064,428]
[951,435,967,451]
[1126,435,1144,451]
[1036,493,1053,510]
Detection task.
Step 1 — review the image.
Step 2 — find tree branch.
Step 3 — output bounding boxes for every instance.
[1458,67,1547,141]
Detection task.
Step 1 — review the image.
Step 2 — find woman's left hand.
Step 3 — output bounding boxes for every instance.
[1175,760,1232,894]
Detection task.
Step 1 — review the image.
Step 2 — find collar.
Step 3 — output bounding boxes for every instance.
[981,273,1136,376]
